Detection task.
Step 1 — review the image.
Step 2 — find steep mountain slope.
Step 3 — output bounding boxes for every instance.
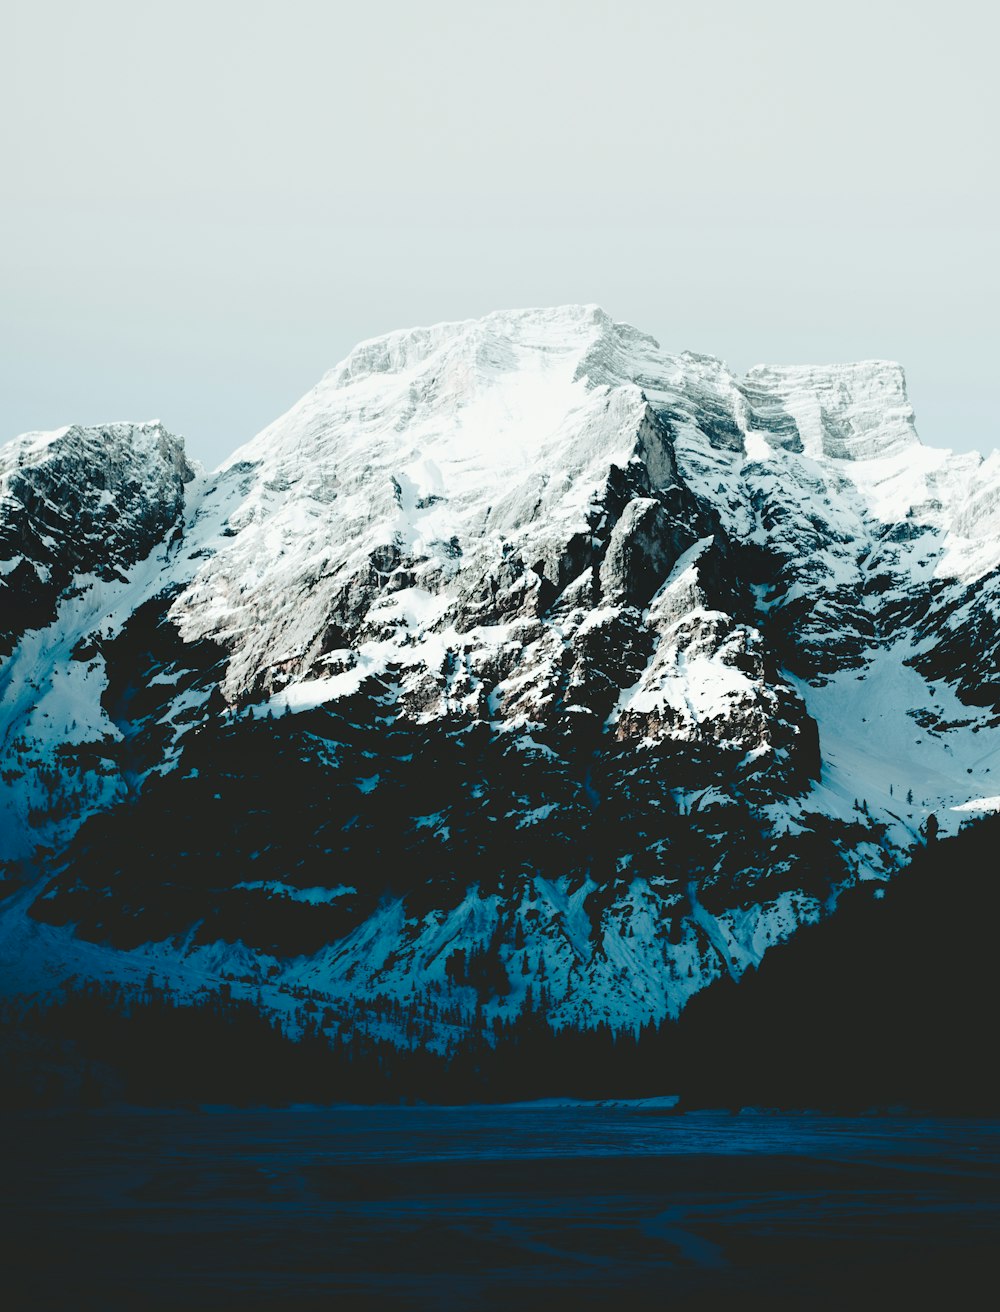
[2,306,999,1042]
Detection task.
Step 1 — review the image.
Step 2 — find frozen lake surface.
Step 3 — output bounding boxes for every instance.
[1,1105,998,1309]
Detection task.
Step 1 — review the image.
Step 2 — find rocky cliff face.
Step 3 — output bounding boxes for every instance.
[2,306,999,1040]
[0,422,193,657]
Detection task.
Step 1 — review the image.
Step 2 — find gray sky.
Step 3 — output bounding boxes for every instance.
[2,0,996,468]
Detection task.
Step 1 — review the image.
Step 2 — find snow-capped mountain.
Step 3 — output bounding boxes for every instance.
[2,305,999,1040]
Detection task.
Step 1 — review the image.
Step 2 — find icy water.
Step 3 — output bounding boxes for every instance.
[1,1106,998,1310]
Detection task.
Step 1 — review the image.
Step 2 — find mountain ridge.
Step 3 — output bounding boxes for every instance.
[2,305,999,1043]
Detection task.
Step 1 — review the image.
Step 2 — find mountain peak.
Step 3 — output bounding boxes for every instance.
[320,304,659,393]
[5,309,999,1046]
[294,311,918,468]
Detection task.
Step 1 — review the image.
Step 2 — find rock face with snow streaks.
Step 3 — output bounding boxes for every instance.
[2,305,1000,1041]
[0,422,193,656]
[741,361,919,462]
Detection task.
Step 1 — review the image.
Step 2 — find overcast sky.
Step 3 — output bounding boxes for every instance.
[2,0,996,468]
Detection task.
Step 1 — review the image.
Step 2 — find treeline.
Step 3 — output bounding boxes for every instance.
[4,815,999,1112]
[0,985,670,1110]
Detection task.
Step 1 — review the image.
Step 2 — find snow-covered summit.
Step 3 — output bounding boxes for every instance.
[321,303,648,389]
[167,308,954,707]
